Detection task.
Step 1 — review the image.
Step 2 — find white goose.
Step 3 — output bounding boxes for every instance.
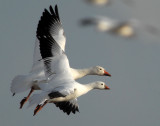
[10,5,111,109]
[80,16,159,38]
[84,0,134,7]
[28,5,110,116]
[84,0,110,6]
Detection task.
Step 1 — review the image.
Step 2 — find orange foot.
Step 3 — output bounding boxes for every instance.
[19,88,34,109]
[20,97,27,109]
[33,101,47,116]
[34,105,43,116]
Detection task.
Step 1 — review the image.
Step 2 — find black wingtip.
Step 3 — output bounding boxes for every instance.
[55,5,60,20]
[54,101,80,115]
[55,5,58,11]
[55,5,58,12]
[36,4,61,45]
[48,5,59,20]
[19,97,27,109]
[80,18,94,26]
[49,5,54,14]
[12,93,15,96]
[44,9,50,15]
[50,5,53,8]
[44,8,48,12]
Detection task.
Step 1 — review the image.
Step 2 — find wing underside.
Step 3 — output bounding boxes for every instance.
[48,91,79,115]
[54,99,79,115]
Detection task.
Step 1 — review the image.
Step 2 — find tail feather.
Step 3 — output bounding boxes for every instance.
[10,75,32,94]
[28,92,49,108]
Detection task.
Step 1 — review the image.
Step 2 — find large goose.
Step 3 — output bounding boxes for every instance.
[10,5,111,109]
[28,5,110,116]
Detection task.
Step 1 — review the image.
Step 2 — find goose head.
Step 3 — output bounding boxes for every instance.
[92,66,111,77]
[93,81,110,90]
[97,20,113,31]
[117,24,134,37]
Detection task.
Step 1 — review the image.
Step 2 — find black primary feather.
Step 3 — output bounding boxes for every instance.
[54,101,79,115]
[36,5,60,38]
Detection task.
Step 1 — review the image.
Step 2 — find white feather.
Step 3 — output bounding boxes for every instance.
[28,92,49,108]
[11,75,33,94]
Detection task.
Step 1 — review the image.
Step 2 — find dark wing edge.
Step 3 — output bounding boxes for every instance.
[54,100,79,115]
[36,5,64,59]
[36,5,60,38]
[48,91,79,115]
[79,18,96,26]
[38,34,63,59]
[36,6,64,76]
[38,35,64,76]
[50,5,60,21]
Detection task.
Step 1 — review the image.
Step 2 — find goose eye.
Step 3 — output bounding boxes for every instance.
[99,68,102,70]
[101,83,103,85]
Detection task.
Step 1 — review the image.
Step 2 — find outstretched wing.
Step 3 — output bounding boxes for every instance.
[31,5,66,72]
[37,5,66,51]
[38,33,66,77]
[35,5,64,76]
[37,5,74,83]
[49,90,79,115]
[54,99,79,115]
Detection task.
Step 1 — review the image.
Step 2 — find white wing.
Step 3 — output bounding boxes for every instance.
[36,5,66,51]
[36,6,74,88]
[31,5,66,72]
[31,39,42,72]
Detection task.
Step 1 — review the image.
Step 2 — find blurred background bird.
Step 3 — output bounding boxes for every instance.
[84,0,111,6]
[80,16,159,38]
[84,0,134,7]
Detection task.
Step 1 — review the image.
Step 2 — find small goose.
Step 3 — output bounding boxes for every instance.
[10,5,111,109]
[80,16,159,38]
[85,0,110,6]
[84,0,134,7]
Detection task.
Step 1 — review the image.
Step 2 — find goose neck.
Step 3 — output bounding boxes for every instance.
[71,68,92,80]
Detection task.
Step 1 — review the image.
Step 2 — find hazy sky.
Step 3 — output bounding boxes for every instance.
[1,0,160,126]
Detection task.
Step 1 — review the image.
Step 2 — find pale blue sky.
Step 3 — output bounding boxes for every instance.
[0,0,160,126]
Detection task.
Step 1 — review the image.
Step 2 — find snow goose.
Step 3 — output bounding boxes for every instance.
[84,0,110,6]
[10,5,111,109]
[28,7,110,116]
[84,0,134,7]
[80,16,159,38]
